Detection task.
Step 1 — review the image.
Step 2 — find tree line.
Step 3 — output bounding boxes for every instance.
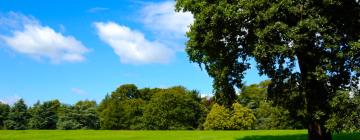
[0,81,358,130]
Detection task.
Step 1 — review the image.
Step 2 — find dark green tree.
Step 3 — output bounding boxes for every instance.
[238,81,304,129]
[28,100,60,129]
[56,105,81,130]
[112,84,140,100]
[138,88,161,101]
[97,94,110,129]
[98,84,141,129]
[142,86,203,130]
[121,98,146,129]
[0,102,10,129]
[238,81,270,110]
[74,100,100,129]
[57,101,99,130]
[27,101,42,129]
[4,99,28,130]
[325,90,360,132]
[176,0,360,139]
[255,101,303,130]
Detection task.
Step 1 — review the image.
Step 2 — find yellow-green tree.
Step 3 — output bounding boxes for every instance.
[204,103,255,130]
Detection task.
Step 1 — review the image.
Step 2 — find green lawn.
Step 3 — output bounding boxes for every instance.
[0,130,359,140]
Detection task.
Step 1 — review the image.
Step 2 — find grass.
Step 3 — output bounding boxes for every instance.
[0,130,359,140]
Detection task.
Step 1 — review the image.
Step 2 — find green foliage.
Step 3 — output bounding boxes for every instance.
[56,119,81,130]
[238,81,304,130]
[204,103,255,130]
[0,102,10,129]
[255,102,302,130]
[238,81,270,110]
[97,94,110,129]
[74,100,100,129]
[3,82,358,132]
[138,88,161,101]
[176,0,360,137]
[142,86,204,130]
[112,84,140,100]
[326,90,360,133]
[230,103,256,130]
[98,84,143,129]
[98,85,205,130]
[204,103,231,130]
[57,105,81,130]
[57,100,99,130]
[4,99,29,130]
[28,100,60,129]
[121,99,145,130]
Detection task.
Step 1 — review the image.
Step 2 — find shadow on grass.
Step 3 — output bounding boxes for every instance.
[236,134,307,140]
[236,133,360,140]
[333,133,360,140]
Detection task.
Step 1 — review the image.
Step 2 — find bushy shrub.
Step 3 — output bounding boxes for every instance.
[204,103,255,130]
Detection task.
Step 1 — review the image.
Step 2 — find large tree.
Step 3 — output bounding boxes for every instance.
[175,0,360,140]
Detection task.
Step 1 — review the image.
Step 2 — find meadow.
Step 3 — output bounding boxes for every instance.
[0,130,359,140]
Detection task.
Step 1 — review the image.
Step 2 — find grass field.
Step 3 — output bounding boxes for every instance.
[0,130,359,140]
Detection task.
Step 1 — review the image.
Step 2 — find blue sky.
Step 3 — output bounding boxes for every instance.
[0,0,267,105]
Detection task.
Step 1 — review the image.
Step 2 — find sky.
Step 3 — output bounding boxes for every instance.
[0,0,267,105]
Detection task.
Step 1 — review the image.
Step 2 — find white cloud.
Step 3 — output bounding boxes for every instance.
[0,95,21,105]
[71,88,87,95]
[0,12,39,32]
[141,1,193,36]
[94,22,174,64]
[0,12,89,63]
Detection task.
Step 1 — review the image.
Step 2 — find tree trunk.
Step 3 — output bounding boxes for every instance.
[308,121,332,140]
[297,51,332,140]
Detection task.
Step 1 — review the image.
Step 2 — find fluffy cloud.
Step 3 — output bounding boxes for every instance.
[0,12,89,63]
[94,22,174,64]
[141,1,194,36]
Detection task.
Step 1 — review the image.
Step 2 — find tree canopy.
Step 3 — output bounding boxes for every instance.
[28,100,60,129]
[175,0,360,139]
[4,99,28,130]
[142,86,204,130]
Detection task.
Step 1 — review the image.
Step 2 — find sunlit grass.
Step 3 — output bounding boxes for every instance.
[0,130,358,140]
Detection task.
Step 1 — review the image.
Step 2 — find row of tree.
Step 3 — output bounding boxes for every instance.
[0,82,358,130]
